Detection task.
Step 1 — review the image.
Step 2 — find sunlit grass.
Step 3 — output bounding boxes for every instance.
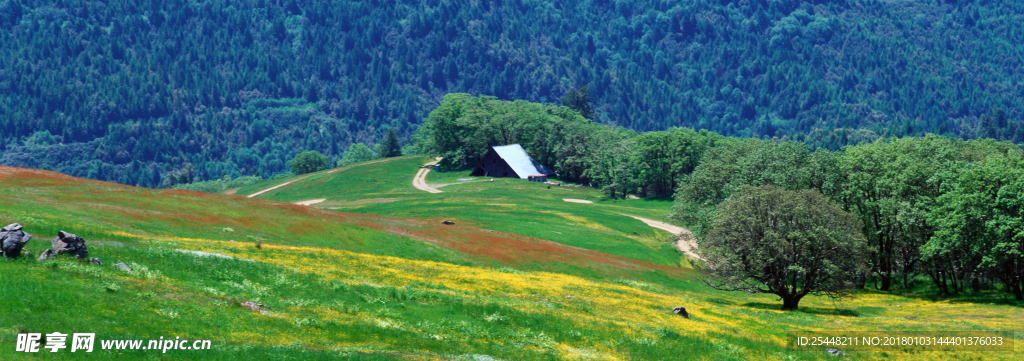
[1,165,1021,360]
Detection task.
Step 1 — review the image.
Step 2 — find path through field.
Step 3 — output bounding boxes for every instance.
[295,198,326,206]
[626,215,703,261]
[247,177,307,198]
[412,158,443,193]
[562,198,594,204]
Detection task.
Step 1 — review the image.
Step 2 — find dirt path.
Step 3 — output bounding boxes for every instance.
[626,215,703,261]
[412,158,443,193]
[248,158,399,198]
[295,198,326,206]
[247,176,308,198]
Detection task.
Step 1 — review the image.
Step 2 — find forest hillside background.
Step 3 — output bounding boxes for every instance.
[1,0,1022,186]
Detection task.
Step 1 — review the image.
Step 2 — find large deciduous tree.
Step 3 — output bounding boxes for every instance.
[701,185,868,310]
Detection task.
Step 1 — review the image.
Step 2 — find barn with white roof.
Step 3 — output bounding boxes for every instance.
[470,144,552,181]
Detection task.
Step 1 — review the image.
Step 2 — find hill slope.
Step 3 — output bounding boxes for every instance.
[3,1,1024,186]
[239,156,683,266]
[1,162,1022,360]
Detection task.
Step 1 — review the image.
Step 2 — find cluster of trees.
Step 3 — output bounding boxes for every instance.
[3,0,1024,186]
[416,94,723,198]
[677,135,1024,303]
[417,94,1024,304]
[287,130,402,175]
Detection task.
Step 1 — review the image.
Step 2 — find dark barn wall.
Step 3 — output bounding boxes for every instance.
[471,149,517,178]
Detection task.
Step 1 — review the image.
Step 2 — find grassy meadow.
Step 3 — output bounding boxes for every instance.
[0,160,1020,360]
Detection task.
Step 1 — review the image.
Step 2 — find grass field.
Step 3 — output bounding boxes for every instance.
[0,160,1021,360]
[239,156,682,267]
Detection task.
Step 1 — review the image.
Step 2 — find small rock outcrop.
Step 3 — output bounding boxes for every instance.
[241,301,270,314]
[673,306,689,319]
[37,231,89,261]
[826,347,847,357]
[0,223,32,258]
[114,262,132,272]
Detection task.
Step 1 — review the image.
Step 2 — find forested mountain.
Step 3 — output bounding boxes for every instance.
[2,0,1023,186]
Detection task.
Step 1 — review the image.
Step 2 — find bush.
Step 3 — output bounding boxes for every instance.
[289,151,329,175]
[338,143,378,167]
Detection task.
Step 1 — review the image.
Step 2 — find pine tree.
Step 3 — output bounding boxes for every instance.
[379,129,402,158]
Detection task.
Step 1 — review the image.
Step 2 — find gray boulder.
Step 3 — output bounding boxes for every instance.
[241,301,270,314]
[673,306,689,318]
[114,262,132,272]
[37,231,89,261]
[0,223,32,258]
[826,348,847,357]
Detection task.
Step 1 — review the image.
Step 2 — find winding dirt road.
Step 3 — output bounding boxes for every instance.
[412,158,443,193]
[627,215,703,261]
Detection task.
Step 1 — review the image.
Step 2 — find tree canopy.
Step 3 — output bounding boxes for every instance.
[288,151,328,175]
[338,143,378,167]
[378,129,403,158]
[701,185,868,310]
[925,153,1024,299]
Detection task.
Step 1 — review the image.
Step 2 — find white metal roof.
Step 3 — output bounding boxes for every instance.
[491,144,550,179]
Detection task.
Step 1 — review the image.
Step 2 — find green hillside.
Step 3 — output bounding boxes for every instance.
[2,159,1017,360]
[239,156,681,267]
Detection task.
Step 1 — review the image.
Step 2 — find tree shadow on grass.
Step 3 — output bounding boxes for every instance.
[741,302,861,317]
[896,290,1024,307]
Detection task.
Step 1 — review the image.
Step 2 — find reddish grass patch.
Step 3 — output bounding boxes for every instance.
[342,214,687,277]
[1,165,687,278]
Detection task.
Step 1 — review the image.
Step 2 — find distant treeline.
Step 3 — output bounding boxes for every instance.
[2,0,1024,186]
[416,94,1024,300]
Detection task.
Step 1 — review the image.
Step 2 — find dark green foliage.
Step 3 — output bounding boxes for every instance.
[925,152,1024,299]
[560,85,595,119]
[416,93,608,176]
[672,133,1024,299]
[173,175,264,194]
[675,139,830,206]
[835,136,1018,291]
[417,94,725,198]
[289,151,328,175]
[2,1,1023,186]
[629,128,722,196]
[378,129,402,158]
[702,185,868,310]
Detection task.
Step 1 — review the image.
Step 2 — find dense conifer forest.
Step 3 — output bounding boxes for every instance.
[1,0,1023,186]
